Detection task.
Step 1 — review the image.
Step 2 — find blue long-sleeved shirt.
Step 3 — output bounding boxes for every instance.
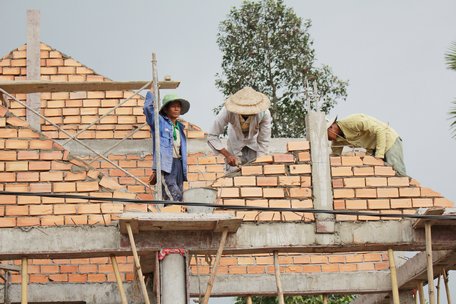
[143,91,188,180]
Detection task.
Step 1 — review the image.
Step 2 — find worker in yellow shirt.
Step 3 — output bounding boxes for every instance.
[327,114,406,176]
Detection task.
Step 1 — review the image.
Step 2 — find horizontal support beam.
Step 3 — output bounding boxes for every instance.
[0,80,179,93]
[0,221,456,259]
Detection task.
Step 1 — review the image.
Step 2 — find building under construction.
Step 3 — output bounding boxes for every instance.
[0,10,454,304]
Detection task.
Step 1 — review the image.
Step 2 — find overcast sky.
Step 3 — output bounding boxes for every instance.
[2,1,456,303]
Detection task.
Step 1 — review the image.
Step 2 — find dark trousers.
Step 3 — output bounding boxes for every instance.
[162,158,184,201]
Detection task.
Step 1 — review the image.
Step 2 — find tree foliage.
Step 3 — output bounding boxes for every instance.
[445,42,456,138]
[216,0,348,138]
[234,295,355,304]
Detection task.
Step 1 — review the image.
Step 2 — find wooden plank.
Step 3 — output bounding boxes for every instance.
[119,212,241,234]
[26,10,41,131]
[0,80,179,93]
[413,208,445,229]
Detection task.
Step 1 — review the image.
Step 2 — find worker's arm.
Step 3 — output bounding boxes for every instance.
[257,110,272,156]
[143,91,155,129]
[330,141,343,156]
[207,107,237,166]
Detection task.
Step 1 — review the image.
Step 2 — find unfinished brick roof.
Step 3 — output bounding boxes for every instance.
[0,42,205,140]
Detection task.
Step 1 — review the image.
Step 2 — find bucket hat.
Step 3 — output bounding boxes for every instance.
[224,87,270,115]
[160,94,190,115]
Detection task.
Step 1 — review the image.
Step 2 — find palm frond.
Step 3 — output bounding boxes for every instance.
[445,42,456,71]
[450,99,456,138]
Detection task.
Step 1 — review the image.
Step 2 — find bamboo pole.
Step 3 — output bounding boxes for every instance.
[155,251,161,304]
[436,274,441,304]
[425,223,436,304]
[126,223,151,304]
[443,270,452,304]
[323,294,329,304]
[246,296,253,304]
[110,256,128,304]
[202,228,229,304]
[273,251,285,304]
[418,282,425,304]
[151,53,162,201]
[21,258,28,304]
[388,249,400,304]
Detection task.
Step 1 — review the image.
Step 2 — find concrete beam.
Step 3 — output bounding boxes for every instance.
[0,282,143,304]
[0,221,456,259]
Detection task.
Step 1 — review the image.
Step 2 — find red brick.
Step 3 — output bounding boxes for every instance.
[5,205,29,216]
[29,161,51,171]
[29,140,53,150]
[345,200,367,209]
[240,187,263,197]
[76,181,99,192]
[263,188,285,198]
[298,151,311,162]
[341,156,363,166]
[40,151,63,160]
[5,139,28,149]
[362,156,384,166]
[289,164,311,174]
[374,166,396,176]
[0,151,16,160]
[40,172,64,182]
[366,177,387,187]
[100,203,124,214]
[5,161,28,171]
[331,166,353,177]
[0,217,16,227]
[377,188,399,198]
[241,166,263,176]
[355,188,377,198]
[257,176,278,186]
[412,198,434,208]
[334,189,355,199]
[68,274,87,283]
[388,177,410,187]
[233,176,256,186]
[0,172,16,182]
[420,187,441,197]
[54,204,77,215]
[264,164,286,175]
[334,200,345,209]
[212,177,233,187]
[332,178,344,188]
[278,176,300,186]
[65,215,88,225]
[390,198,412,208]
[53,182,76,192]
[287,141,310,151]
[353,167,374,176]
[49,274,68,282]
[273,153,295,163]
[434,198,454,207]
[18,150,40,160]
[367,199,390,209]
[41,216,64,226]
[30,183,52,192]
[17,217,40,226]
[29,205,53,215]
[344,178,365,188]
[289,188,312,198]
[220,188,240,198]
[301,176,311,187]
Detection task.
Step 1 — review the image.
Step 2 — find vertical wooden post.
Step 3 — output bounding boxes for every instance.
[436,274,441,304]
[26,10,41,131]
[246,296,253,304]
[4,270,11,304]
[110,256,128,304]
[273,251,285,304]
[417,282,425,304]
[388,249,400,304]
[21,258,28,304]
[126,223,151,304]
[155,251,161,304]
[415,290,418,304]
[442,270,452,304]
[202,228,229,304]
[151,53,162,201]
[425,223,436,304]
[323,294,329,304]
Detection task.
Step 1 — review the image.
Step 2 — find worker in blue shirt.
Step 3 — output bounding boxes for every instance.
[143,91,190,201]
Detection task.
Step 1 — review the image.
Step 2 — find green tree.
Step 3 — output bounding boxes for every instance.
[216,0,348,138]
[445,41,456,138]
[235,295,355,304]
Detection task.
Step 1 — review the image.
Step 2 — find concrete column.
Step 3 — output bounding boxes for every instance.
[305,111,335,233]
[160,253,187,304]
[26,10,41,131]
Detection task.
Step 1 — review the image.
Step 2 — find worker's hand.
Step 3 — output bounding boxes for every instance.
[148,170,157,185]
[225,154,238,167]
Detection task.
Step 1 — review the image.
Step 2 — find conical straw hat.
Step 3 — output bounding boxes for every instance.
[224,87,271,115]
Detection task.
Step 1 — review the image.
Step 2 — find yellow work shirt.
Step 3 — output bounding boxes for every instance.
[331,114,399,159]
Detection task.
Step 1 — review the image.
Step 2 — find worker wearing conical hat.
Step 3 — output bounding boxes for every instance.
[208,87,272,172]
